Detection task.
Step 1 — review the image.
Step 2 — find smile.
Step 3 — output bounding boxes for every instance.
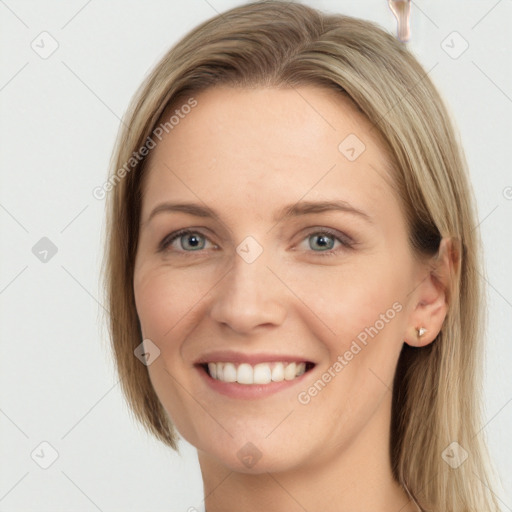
[203,361,314,385]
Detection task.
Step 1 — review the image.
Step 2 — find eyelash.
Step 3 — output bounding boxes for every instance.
[158,228,354,258]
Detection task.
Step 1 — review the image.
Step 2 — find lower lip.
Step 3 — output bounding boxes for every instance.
[196,365,314,400]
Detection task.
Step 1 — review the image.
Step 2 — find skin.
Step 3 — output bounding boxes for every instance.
[133,86,455,512]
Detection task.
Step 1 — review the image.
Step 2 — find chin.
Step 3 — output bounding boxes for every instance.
[191,428,313,475]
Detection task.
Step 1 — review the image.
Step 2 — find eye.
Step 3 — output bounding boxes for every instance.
[158,229,216,253]
[298,228,354,257]
[158,227,354,257]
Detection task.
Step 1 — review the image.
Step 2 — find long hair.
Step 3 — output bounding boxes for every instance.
[101,2,500,510]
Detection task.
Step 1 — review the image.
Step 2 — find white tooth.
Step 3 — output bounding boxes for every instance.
[295,362,306,377]
[237,363,253,384]
[209,361,305,384]
[216,362,224,381]
[271,362,284,382]
[284,362,297,380]
[253,363,272,384]
[223,362,237,382]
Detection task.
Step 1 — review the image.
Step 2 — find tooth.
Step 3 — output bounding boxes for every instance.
[207,361,308,384]
[253,363,272,384]
[284,362,297,380]
[223,362,237,382]
[216,362,224,381]
[237,363,253,384]
[271,362,284,382]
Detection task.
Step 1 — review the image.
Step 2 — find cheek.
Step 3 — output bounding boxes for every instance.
[133,267,207,438]
[301,255,410,391]
[299,256,407,338]
[134,266,205,340]
[294,265,408,425]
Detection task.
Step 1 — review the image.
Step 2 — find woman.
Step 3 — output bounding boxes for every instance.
[102,1,501,510]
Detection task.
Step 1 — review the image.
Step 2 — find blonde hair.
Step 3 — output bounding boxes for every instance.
[101,1,500,510]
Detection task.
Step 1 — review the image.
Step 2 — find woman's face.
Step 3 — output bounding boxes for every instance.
[133,86,428,474]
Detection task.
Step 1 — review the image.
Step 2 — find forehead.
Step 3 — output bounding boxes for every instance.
[140,86,397,223]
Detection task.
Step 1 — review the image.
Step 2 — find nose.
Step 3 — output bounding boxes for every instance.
[209,246,287,334]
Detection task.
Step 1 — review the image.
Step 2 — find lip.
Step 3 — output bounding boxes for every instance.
[194,351,316,400]
[194,351,314,366]
[196,363,314,399]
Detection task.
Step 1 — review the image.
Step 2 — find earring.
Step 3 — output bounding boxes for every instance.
[416,327,427,338]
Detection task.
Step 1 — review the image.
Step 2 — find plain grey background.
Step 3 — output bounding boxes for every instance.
[1,1,511,510]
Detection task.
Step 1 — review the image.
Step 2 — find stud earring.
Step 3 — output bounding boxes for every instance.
[416,327,427,338]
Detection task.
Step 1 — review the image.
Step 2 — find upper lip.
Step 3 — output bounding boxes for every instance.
[194,351,315,366]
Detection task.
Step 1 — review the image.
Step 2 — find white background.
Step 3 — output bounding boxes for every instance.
[1,1,511,510]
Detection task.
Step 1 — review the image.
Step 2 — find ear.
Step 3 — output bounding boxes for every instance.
[404,237,461,347]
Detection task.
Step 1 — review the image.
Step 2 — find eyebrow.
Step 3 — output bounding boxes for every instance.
[144,199,373,227]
